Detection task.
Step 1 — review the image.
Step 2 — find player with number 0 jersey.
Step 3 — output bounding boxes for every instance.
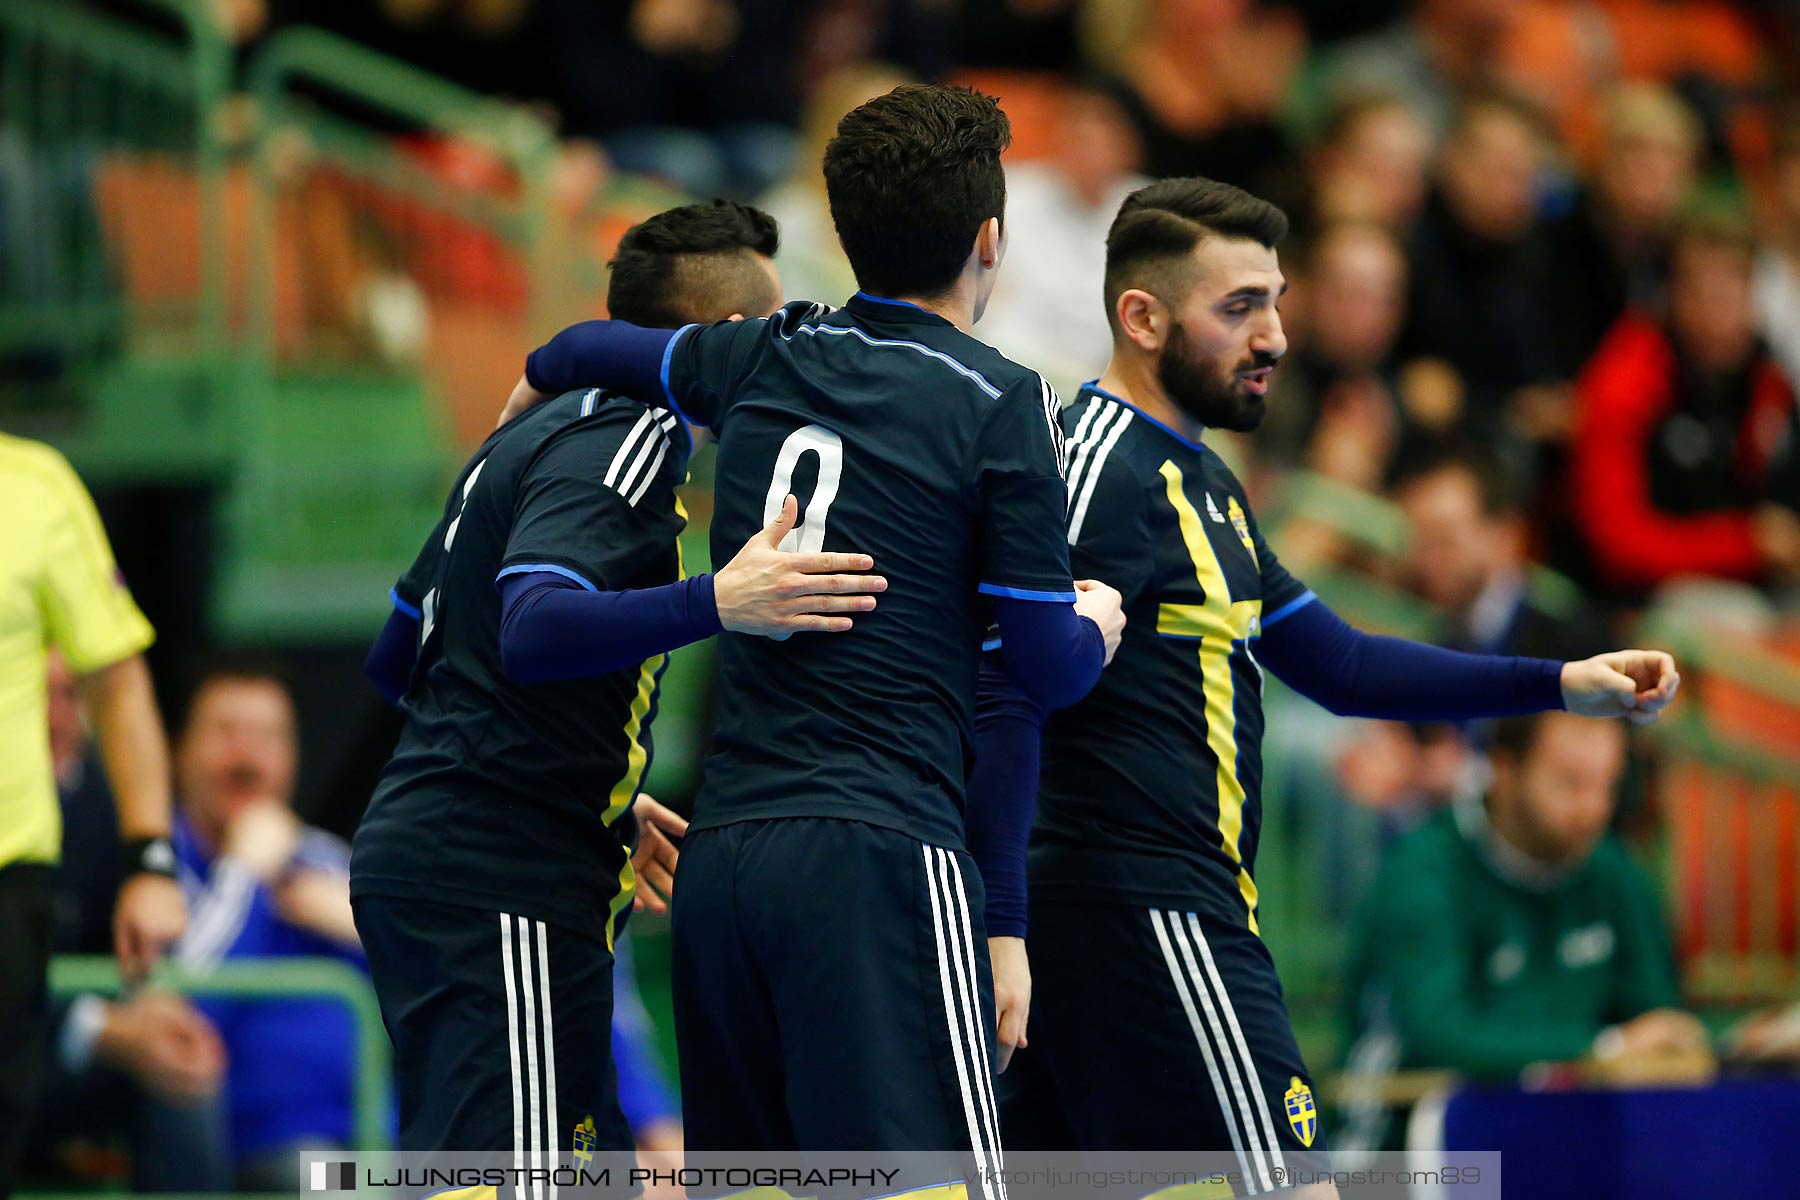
[513,85,1125,1168]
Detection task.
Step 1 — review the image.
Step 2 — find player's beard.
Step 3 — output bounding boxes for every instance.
[1158,322,1272,433]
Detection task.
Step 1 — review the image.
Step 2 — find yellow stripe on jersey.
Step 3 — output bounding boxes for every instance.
[1156,462,1263,934]
[602,651,666,951]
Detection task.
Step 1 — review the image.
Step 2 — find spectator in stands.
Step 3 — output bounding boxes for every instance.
[168,658,370,1190]
[27,654,230,1193]
[1092,0,1306,194]
[612,933,683,1184]
[977,81,1147,394]
[1572,210,1800,600]
[1304,92,1434,236]
[0,434,186,1197]
[1547,85,1702,380]
[1341,711,1706,1100]
[759,63,911,305]
[1319,0,1518,141]
[1398,90,1563,442]
[1390,442,1607,661]
[534,0,803,198]
[1755,106,1800,389]
[1257,221,1408,487]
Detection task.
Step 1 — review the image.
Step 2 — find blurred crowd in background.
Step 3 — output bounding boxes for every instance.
[10,0,1800,1190]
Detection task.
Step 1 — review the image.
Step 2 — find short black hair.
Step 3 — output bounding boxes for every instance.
[1102,177,1289,332]
[606,200,781,329]
[1388,437,1522,517]
[823,84,1011,299]
[177,651,293,736]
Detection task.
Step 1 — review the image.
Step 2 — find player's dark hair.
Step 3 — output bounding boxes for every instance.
[1388,437,1522,517]
[822,84,1012,299]
[606,200,781,329]
[1102,177,1289,332]
[176,651,294,735]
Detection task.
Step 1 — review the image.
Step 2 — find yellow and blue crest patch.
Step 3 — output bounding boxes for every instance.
[1284,1076,1317,1147]
[1226,496,1255,560]
[572,1115,597,1164]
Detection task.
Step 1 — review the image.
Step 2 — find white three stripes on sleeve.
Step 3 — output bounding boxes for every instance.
[1064,402,1133,545]
[600,408,679,507]
[1036,375,1067,478]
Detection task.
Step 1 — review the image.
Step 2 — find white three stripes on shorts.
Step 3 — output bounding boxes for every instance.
[1149,909,1288,1194]
[501,913,559,1200]
[921,846,1008,1200]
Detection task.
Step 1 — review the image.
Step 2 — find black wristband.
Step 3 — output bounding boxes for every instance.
[121,836,177,881]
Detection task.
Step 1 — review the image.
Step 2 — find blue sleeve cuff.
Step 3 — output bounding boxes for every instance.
[497,562,599,592]
[979,582,1080,603]
[389,587,422,620]
[1262,590,1317,628]
[659,323,702,426]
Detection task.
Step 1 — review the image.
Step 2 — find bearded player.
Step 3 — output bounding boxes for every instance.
[979,178,1680,1195]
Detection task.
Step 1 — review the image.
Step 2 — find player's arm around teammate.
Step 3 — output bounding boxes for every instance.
[970,580,1127,1072]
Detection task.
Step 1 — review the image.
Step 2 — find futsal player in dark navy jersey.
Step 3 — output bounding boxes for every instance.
[349,202,887,1159]
[975,179,1682,1195]
[512,85,1126,1171]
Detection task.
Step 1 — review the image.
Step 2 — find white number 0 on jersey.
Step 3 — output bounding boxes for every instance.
[761,425,843,554]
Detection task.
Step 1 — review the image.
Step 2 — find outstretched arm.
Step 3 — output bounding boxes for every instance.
[1257,597,1678,723]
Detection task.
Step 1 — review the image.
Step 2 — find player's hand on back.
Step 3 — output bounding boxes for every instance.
[1560,650,1680,725]
[988,935,1031,1074]
[713,494,888,640]
[631,793,687,914]
[1073,579,1126,665]
[496,374,549,428]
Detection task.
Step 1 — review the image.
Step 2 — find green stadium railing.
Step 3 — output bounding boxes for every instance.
[49,954,391,1151]
[0,0,235,473]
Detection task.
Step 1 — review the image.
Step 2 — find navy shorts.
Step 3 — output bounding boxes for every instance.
[353,894,634,1164]
[671,818,1002,1167]
[999,900,1326,1195]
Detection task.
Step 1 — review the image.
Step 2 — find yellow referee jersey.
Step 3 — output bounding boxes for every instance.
[0,433,154,868]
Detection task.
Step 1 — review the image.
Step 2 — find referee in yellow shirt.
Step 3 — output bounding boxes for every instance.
[0,433,187,1196]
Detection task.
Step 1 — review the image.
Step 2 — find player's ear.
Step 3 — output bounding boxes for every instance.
[976,216,1003,271]
[1115,288,1164,353]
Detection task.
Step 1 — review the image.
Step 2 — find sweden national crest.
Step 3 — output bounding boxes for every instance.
[1284,1076,1317,1147]
[1226,496,1255,559]
[572,1115,597,1164]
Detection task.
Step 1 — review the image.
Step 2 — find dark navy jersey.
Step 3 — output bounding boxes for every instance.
[350,388,690,946]
[661,293,1073,848]
[1030,384,1315,930]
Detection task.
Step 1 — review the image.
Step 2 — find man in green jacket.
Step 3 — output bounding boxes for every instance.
[1342,709,1706,1111]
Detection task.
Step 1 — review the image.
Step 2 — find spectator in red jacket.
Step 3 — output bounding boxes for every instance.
[1572,211,1800,600]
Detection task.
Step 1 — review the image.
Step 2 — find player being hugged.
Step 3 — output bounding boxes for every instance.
[512,84,1127,1180]
[979,178,1679,1197]
[350,201,886,1159]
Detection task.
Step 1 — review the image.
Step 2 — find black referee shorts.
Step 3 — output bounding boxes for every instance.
[352,894,634,1164]
[671,818,1003,1168]
[998,900,1326,1196]
[0,864,54,1198]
